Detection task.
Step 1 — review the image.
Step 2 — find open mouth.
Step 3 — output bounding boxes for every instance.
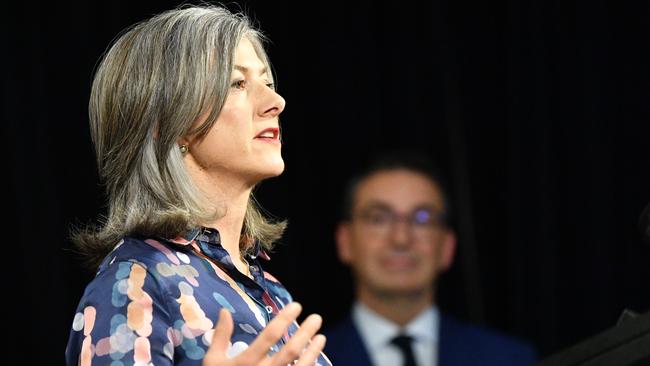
[254,127,280,141]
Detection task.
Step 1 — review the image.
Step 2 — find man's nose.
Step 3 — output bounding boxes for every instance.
[389,219,413,248]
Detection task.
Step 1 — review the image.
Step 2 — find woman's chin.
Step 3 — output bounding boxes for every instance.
[251,159,285,182]
[265,161,285,178]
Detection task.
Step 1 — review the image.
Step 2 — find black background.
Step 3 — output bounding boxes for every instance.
[3,1,650,364]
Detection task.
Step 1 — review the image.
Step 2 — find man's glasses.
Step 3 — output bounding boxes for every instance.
[353,206,446,240]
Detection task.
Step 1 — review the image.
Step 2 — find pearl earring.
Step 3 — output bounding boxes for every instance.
[179,144,189,154]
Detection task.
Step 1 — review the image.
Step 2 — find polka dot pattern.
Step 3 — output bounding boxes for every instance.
[65,234,332,366]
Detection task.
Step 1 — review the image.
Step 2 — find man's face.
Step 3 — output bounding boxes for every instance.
[337,169,456,299]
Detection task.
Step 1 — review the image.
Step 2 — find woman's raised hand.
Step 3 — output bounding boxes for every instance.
[203,302,327,366]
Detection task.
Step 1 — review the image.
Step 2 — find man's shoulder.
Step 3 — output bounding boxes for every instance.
[440,313,531,345]
[323,315,358,340]
[323,315,372,352]
[322,316,372,366]
[440,313,538,364]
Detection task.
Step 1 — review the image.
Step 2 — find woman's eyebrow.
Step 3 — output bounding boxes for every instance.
[233,64,268,76]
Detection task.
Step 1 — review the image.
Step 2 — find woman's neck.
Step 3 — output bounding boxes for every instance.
[187,164,253,275]
[205,190,248,258]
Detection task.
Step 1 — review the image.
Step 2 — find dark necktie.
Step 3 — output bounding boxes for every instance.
[390,334,417,366]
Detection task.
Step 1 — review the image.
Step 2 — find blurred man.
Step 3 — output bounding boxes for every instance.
[323,151,537,366]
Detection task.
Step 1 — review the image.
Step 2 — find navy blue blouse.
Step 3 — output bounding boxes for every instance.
[65,228,332,365]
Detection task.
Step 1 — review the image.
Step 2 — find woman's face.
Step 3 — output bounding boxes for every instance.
[186,36,286,186]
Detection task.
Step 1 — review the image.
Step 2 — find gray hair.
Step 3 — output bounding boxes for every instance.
[73,4,286,268]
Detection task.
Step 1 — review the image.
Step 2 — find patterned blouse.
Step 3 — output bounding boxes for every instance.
[65,228,332,365]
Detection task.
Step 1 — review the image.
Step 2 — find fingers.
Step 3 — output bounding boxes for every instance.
[293,334,327,366]
[239,302,303,364]
[204,308,234,364]
[203,303,326,366]
[269,313,324,366]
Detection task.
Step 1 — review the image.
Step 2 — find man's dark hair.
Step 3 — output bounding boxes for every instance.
[340,149,453,228]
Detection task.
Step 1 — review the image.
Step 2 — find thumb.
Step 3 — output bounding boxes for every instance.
[205,308,234,361]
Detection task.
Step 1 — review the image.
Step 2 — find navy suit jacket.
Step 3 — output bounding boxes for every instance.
[323,314,538,366]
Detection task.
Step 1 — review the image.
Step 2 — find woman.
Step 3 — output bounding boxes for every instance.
[65,4,330,366]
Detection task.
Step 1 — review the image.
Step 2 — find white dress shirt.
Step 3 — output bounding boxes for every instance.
[352,301,439,366]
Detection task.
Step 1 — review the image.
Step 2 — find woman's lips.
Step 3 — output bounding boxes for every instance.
[254,127,281,144]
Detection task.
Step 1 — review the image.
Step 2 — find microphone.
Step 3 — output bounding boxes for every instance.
[640,203,650,243]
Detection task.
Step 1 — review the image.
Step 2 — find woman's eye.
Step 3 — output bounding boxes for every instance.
[265,82,275,90]
[231,79,246,89]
